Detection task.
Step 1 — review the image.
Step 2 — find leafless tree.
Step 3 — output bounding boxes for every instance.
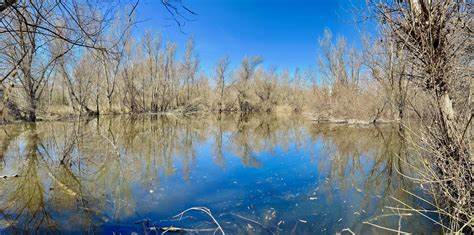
[215,56,230,113]
[58,50,98,116]
[98,12,134,112]
[181,37,199,104]
[143,31,162,112]
[236,56,262,113]
[363,32,409,122]
[318,29,362,87]
[373,0,472,231]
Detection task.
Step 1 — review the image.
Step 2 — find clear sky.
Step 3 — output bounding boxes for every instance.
[136,0,367,73]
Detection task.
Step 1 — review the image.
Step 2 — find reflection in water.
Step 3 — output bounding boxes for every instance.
[0,114,437,234]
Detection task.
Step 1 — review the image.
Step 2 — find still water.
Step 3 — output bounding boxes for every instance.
[0,114,438,234]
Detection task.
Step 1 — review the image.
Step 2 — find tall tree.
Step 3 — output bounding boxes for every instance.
[214,56,230,113]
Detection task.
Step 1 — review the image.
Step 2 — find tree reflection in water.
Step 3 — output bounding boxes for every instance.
[0,114,437,234]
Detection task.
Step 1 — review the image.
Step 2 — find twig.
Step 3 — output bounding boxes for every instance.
[341,228,355,235]
[456,218,473,234]
[173,207,225,235]
[366,213,412,222]
[460,113,473,141]
[390,196,452,231]
[160,226,217,233]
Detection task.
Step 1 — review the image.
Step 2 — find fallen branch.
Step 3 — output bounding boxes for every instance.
[341,228,355,235]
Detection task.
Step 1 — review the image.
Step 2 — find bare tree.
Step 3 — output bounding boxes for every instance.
[318,29,362,87]
[255,67,278,112]
[0,1,81,121]
[181,38,199,104]
[363,32,409,122]
[58,50,98,116]
[374,0,472,230]
[215,56,230,113]
[236,56,262,113]
[143,31,162,113]
[0,0,124,120]
[98,13,135,112]
[158,42,177,112]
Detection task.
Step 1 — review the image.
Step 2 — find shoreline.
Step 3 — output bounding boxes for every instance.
[0,110,399,127]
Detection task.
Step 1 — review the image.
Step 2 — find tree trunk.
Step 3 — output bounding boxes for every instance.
[27,94,36,122]
[440,93,455,122]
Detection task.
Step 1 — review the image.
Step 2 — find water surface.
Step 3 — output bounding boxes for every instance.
[0,114,438,234]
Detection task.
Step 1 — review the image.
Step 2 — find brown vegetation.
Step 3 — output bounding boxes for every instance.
[0,0,471,232]
[0,0,395,123]
[371,0,472,232]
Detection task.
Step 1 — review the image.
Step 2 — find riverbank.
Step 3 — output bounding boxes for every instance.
[0,107,399,126]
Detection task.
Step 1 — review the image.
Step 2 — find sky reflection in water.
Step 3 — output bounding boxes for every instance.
[0,114,438,234]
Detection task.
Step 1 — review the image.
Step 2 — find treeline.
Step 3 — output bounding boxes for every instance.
[51,36,313,115]
[0,0,396,123]
[0,25,393,123]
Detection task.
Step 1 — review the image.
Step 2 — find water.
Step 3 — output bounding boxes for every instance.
[0,114,439,234]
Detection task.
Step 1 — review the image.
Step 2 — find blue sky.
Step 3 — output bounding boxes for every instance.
[136,0,368,73]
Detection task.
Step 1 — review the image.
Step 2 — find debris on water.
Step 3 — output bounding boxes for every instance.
[281,193,297,200]
[277,220,284,226]
[264,208,277,222]
[298,219,307,223]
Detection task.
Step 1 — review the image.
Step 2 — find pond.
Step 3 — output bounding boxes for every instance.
[0,114,439,234]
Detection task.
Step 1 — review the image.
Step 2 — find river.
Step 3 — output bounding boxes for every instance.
[0,114,439,234]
